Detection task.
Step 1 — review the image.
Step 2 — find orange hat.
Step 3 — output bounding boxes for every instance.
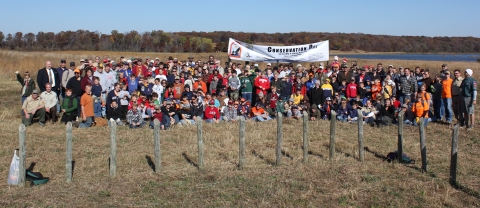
[74,69,81,73]
[240,98,246,102]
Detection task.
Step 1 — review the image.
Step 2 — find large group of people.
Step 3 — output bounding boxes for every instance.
[18,55,477,130]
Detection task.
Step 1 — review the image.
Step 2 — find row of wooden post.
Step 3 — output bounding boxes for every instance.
[16,111,460,185]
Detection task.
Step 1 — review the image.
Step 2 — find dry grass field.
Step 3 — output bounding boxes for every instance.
[0,50,480,207]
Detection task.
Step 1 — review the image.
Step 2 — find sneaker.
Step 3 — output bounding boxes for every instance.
[459,125,465,129]
[39,122,45,126]
[362,121,366,125]
[467,126,474,131]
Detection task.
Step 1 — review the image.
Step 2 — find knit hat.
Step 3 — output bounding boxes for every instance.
[466,69,473,76]
[334,56,338,61]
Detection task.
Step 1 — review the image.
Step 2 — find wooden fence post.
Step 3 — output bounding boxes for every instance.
[303,111,309,164]
[329,110,337,160]
[18,124,26,187]
[66,122,73,183]
[197,119,204,171]
[450,124,459,186]
[153,119,161,173]
[239,116,246,169]
[357,109,364,162]
[276,112,283,166]
[419,117,427,172]
[397,111,405,163]
[109,119,117,178]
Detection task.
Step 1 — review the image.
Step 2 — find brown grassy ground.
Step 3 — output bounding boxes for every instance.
[0,51,479,207]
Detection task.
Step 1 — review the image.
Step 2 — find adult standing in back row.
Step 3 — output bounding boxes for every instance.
[441,71,453,124]
[37,61,60,94]
[398,68,418,105]
[460,69,477,130]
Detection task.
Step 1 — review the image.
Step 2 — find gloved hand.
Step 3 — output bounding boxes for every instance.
[185,119,191,125]
[15,71,19,74]
[416,117,420,124]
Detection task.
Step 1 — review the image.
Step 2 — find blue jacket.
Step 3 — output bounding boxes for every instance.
[305,78,317,92]
[127,76,140,94]
[348,107,359,118]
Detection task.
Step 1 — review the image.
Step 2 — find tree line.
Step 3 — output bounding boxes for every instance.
[0,30,479,53]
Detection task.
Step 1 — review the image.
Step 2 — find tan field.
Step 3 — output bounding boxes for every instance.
[0,50,479,207]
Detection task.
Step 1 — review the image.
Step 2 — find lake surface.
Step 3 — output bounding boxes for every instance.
[335,54,480,62]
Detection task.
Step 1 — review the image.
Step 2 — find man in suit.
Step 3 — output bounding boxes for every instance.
[37,61,60,94]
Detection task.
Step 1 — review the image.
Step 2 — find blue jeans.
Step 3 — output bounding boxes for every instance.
[337,115,348,122]
[205,118,217,123]
[22,96,28,104]
[242,92,252,103]
[101,93,107,117]
[163,114,179,128]
[399,94,411,106]
[252,116,272,122]
[413,118,429,127]
[94,102,102,117]
[79,117,93,128]
[179,119,196,125]
[404,120,413,125]
[129,121,145,129]
[433,98,443,119]
[442,98,453,122]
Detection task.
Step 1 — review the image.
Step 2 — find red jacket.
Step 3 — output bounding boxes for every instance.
[208,74,222,83]
[254,77,270,95]
[132,65,148,77]
[346,83,358,98]
[81,76,94,92]
[204,106,220,120]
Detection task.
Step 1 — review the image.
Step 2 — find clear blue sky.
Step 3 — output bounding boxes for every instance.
[1,0,478,37]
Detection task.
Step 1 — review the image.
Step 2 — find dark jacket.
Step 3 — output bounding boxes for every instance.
[107,106,122,120]
[279,81,293,98]
[308,86,323,105]
[17,74,36,97]
[37,67,60,92]
[66,76,83,97]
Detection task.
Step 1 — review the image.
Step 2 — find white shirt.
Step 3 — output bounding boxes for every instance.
[47,68,56,87]
[40,91,58,108]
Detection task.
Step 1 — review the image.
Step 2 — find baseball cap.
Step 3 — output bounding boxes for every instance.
[442,64,447,67]
[103,58,108,63]
[70,62,76,66]
[209,100,215,105]
[267,63,271,66]
[32,90,39,94]
[74,69,81,73]
[80,59,85,62]
[61,59,66,63]
[175,76,180,80]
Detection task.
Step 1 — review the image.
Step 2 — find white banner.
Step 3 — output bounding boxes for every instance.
[228,38,329,63]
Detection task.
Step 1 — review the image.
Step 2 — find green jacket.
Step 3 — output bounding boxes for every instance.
[17,74,36,97]
[276,100,286,113]
[61,96,78,116]
[461,76,477,98]
[270,79,282,91]
[240,72,256,93]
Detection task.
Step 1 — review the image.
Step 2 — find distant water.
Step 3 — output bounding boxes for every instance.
[335,54,480,62]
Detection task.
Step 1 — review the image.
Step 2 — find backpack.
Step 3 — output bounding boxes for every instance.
[386,151,415,164]
[26,170,49,186]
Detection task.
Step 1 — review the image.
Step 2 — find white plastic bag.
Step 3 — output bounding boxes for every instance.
[7,150,20,185]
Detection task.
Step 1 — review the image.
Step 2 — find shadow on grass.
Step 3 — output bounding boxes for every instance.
[181,152,198,169]
[218,153,238,166]
[322,144,353,158]
[364,147,388,161]
[145,155,155,172]
[251,150,275,165]
[452,182,480,200]
[307,150,324,159]
[281,150,294,160]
